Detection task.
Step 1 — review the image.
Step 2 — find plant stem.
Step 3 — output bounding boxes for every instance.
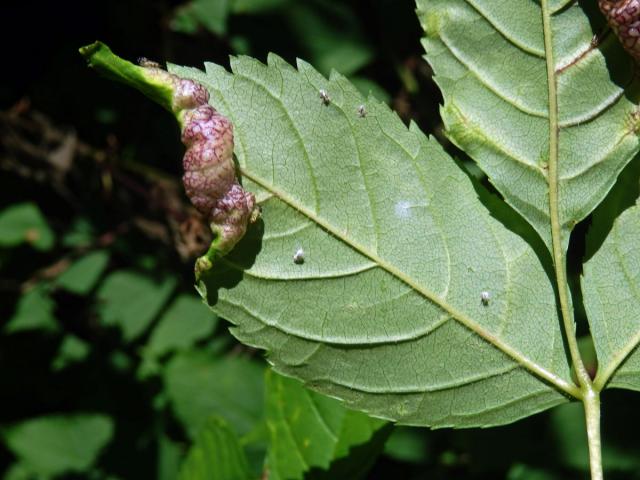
[540,0,591,390]
[540,2,603,478]
[79,42,175,114]
[584,390,603,480]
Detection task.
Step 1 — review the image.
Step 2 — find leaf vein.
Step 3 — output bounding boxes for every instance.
[464,0,545,58]
[439,31,548,119]
[234,70,321,212]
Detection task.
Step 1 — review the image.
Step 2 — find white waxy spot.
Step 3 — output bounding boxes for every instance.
[481,291,491,306]
[394,200,413,219]
[293,248,305,264]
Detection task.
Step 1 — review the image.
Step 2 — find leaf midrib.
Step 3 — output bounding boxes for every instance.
[541,0,590,392]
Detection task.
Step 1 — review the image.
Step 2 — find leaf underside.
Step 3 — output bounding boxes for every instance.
[171,52,574,428]
[583,202,640,391]
[418,0,640,252]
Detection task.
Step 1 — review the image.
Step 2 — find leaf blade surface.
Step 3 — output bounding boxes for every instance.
[170,55,576,427]
[583,202,640,390]
[417,0,640,251]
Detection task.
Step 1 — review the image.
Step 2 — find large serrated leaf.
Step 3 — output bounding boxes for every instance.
[170,54,577,428]
[583,202,640,391]
[417,0,640,252]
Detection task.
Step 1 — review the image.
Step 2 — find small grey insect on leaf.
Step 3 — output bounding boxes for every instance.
[357,105,366,118]
[293,248,305,264]
[481,291,490,306]
[319,89,331,106]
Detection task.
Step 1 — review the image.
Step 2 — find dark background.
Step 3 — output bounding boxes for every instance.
[2,1,640,478]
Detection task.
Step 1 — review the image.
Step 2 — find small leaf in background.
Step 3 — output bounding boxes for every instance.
[178,416,252,480]
[229,35,251,55]
[506,463,556,480]
[265,371,389,480]
[54,249,110,295]
[383,426,430,465]
[172,0,232,36]
[550,402,640,473]
[108,350,133,372]
[96,270,176,341]
[231,0,289,15]
[349,77,391,104]
[4,285,58,334]
[548,403,588,472]
[62,217,95,248]
[284,2,374,76]
[2,463,32,480]
[2,414,114,477]
[164,351,264,439]
[0,203,55,251]
[158,435,183,480]
[51,334,91,371]
[145,294,218,358]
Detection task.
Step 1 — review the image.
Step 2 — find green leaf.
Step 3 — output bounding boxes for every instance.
[583,202,640,391]
[164,351,265,438]
[146,294,218,358]
[169,54,575,427]
[383,427,430,464]
[231,0,289,14]
[417,1,640,251]
[283,2,374,76]
[506,464,556,480]
[52,335,91,371]
[158,435,183,480]
[586,153,640,260]
[2,414,113,477]
[549,402,640,472]
[55,250,110,295]
[172,0,289,37]
[349,77,390,105]
[172,0,232,36]
[265,371,389,480]
[96,270,176,341]
[62,217,95,248]
[0,203,54,251]
[2,463,33,480]
[178,416,252,480]
[4,285,58,334]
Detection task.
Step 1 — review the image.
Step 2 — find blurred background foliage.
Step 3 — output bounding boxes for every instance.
[2,0,640,478]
